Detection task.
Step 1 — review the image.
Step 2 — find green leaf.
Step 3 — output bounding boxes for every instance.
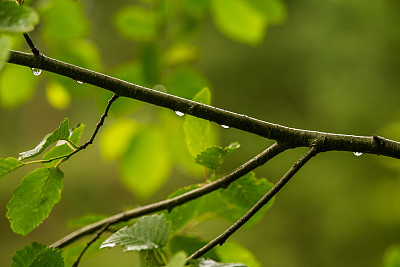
[247,0,286,25]
[41,123,84,166]
[168,235,219,261]
[0,35,11,72]
[46,80,71,109]
[0,1,39,33]
[100,119,139,162]
[100,214,171,251]
[0,157,21,178]
[7,167,64,236]
[218,172,274,226]
[383,244,400,267]
[184,88,213,158]
[119,127,172,199]
[0,63,37,109]
[195,142,240,170]
[30,248,64,267]
[165,172,273,233]
[40,0,89,45]
[12,242,64,267]
[166,251,187,267]
[68,123,85,145]
[164,43,200,67]
[18,118,70,160]
[211,0,266,45]
[215,242,260,267]
[12,242,47,267]
[164,184,202,233]
[164,67,208,100]
[113,5,158,42]
[189,258,247,267]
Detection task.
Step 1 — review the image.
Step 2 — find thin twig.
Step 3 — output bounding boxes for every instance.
[186,145,318,261]
[80,94,118,149]
[22,33,40,56]
[7,50,400,158]
[50,142,286,249]
[72,223,110,267]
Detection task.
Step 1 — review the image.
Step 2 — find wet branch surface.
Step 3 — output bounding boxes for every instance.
[7,50,400,159]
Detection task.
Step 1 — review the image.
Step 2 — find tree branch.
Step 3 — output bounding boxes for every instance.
[7,50,400,159]
[187,145,318,261]
[50,142,285,249]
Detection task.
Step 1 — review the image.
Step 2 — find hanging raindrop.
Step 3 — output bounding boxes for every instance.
[174,111,185,117]
[353,152,363,157]
[31,68,42,76]
[221,125,230,129]
[76,80,84,84]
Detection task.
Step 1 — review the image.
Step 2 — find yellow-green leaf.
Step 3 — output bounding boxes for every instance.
[211,0,267,45]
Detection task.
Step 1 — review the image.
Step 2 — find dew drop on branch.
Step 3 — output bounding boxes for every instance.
[174,111,185,117]
[31,68,42,76]
[76,80,84,84]
[221,125,230,129]
[353,152,363,157]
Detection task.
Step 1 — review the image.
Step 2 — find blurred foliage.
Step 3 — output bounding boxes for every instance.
[1,0,400,266]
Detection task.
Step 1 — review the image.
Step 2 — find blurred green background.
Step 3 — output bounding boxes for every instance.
[1,0,400,266]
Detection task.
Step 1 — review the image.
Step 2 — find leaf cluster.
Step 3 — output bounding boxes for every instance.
[0,0,288,266]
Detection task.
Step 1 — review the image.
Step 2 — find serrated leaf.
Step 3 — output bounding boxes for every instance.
[165,172,273,233]
[195,142,240,170]
[101,214,170,251]
[119,128,172,199]
[0,2,39,33]
[0,35,11,72]
[189,258,247,267]
[12,242,64,267]
[12,242,47,267]
[218,172,274,226]
[7,167,64,236]
[18,118,70,160]
[211,0,266,45]
[0,157,21,177]
[184,88,212,158]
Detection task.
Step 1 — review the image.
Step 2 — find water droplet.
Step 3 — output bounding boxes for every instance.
[76,80,84,84]
[221,125,230,129]
[31,68,42,76]
[353,152,363,157]
[174,111,185,117]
